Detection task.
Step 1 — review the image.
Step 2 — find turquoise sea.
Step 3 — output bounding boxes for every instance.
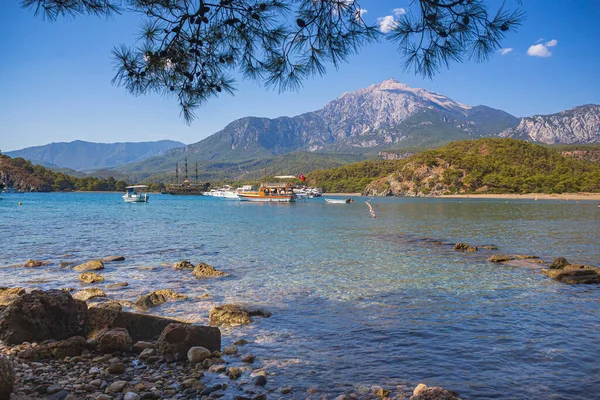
[1,193,599,399]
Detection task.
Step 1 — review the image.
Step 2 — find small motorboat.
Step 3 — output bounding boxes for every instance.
[324,198,354,204]
[123,185,149,203]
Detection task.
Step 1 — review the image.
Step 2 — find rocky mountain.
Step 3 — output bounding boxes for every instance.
[6,140,185,172]
[121,79,519,178]
[500,105,600,144]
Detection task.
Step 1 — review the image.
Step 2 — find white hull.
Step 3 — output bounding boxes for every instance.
[238,195,294,203]
[123,194,149,203]
[324,198,349,204]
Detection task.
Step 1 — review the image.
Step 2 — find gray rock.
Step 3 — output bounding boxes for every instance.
[252,375,267,386]
[222,345,238,355]
[96,328,132,353]
[187,346,211,363]
[0,356,14,400]
[134,290,187,311]
[105,381,128,394]
[209,304,271,326]
[123,392,140,400]
[79,272,105,284]
[103,256,126,263]
[106,363,126,374]
[550,257,570,269]
[72,288,106,301]
[156,323,221,358]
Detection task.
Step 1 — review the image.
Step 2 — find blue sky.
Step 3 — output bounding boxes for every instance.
[1,0,599,151]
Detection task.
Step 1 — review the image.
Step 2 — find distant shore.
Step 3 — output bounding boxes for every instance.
[441,192,600,201]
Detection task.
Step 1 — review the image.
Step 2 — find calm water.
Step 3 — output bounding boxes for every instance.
[1,193,599,399]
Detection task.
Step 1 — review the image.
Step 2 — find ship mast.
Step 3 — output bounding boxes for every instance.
[175,162,179,184]
[185,157,188,181]
[195,162,198,184]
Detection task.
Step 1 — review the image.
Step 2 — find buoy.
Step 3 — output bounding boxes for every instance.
[18,202,22,206]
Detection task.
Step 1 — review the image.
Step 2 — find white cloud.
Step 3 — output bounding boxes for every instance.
[527,43,552,57]
[546,39,558,47]
[536,38,545,43]
[393,8,406,17]
[499,48,513,55]
[377,15,399,33]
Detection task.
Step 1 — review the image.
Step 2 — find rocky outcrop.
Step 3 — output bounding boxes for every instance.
[192,263,228,278]
[73,260,104,272]
[0,355,14,400]
[17,336,87,360]
[156,323,221,358]
[209,305,271,326]
[78,272,104,284]
[0,290,87,345]
[134,289,188,311]
[542,264,600,284]
[23,259,50,268]
[410,383,461,400]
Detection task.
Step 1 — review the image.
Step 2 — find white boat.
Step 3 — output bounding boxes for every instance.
[324,198,354,204]
[123,185,149,203]
[203,186,239,199]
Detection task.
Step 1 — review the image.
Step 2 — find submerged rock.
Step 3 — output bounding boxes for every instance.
[487,254,515,263]
[79,272,105,284]
[480,245,498,250]
[192,263,229,278]
[0,355,14,400]
[0,290,87,345]
[107,282,129,289]
[134,289,188,311]
[453,243,469,251]
[23,259,49,268]
[410,383,461,400]
[103,255,125,262]
[173,260,194,270]
[73,259,104,272]
[72,288,106,301]
[542,264,600,284]
[157,323,221,357]
[550,257,570,269]
[209,304,271,326]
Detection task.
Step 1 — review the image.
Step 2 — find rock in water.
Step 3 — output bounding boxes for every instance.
[487,254,515,263]
[72,288,106,301]
[96,327,132,353]
[192,263,228,278]
[23,259,49,267]
[542,264,600,284]
[209,304,271,326]
[103,256,125,262]
[453,243,469,251]
[79,272,105,284]
[134,289,188,311]
[0,290,87,345]
[0,356,14,400]
[0,287,25,307]
[550,257,570,269]
[157,323,221,357]
[73,259,104,272]
[173,260,194,270]
[410,383,461,400]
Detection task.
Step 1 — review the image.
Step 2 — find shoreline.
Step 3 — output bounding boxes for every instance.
[441,192,600,201]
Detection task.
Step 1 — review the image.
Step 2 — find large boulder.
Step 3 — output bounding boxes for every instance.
[0,290,87,345]
[542,264,600,284]
[209,304,271,326]
[0,356,14,400]
[86,307,183,342]
[72,288,106,301]
[73,259,104,272]
[134,289,187,311]
[410,383,461,400]
[96,328,132,353]
[18,336,87,360]
[156,323,221,358]
[79,272,105,284]
[192,263,228,278]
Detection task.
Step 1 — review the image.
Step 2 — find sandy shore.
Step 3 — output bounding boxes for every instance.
[441,192,600,201]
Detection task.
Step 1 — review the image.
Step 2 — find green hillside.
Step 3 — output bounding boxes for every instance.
[308,139,600,195]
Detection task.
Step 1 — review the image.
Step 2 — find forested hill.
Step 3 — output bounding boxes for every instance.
[307,139,600,195]
[0,155,129,192]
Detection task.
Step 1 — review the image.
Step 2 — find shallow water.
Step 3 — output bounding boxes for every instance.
[1,193,599,399]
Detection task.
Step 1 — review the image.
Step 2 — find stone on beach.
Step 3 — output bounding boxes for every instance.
[410,383,461,400]
[542,264,600,284]
[72,288,106,301]
[73,259,104,272]
[209,304,272,326]
[0,290,87,345]
[79,272,105,284]
[134,289,188,311]
[102,256,125,262]
[18,336,87,360]
[187,346,211,363]
[96,327,132,353]
[0,355,14,400]
[192,263,229,278]
[157,323,221,358]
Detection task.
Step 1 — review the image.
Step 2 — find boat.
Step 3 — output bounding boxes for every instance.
[1,187,24,194]
[203,185,239,199]
[123,185,149,203]
[163,180,209,196]
[237,183,295,203]
[324,198,354,204]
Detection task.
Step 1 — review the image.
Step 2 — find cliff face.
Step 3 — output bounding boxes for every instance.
[500,105,600,144]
